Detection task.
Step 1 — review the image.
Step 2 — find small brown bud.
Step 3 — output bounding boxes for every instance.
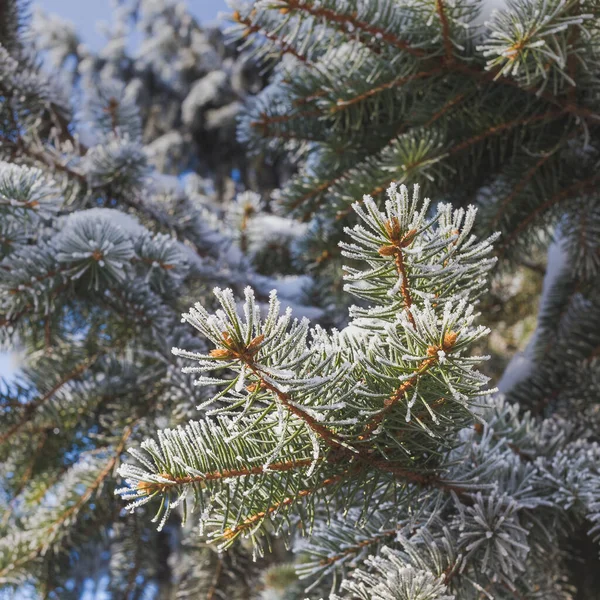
[399,229,417,248]
[210,348,234,359]
[316,250,330,264]
[384,217,402,243]
[378,244,398,257]
[442,331,458,349]
[246,334,265,353]
[137,480,155,494]
[246,381,266,393]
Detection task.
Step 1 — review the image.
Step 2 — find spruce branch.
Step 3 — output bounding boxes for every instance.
[232,9,311,64]
[0,353,99,445]
[478,0,593,92]
[0,426,134,581]
[0,432,49,528]
[9,0,600,592]
[118,183,497,550]
[239,0,600,279]
[435,0,454,63]
[488,147,557,229]
[1,5,322,595]
[497,172,600,257]
[274,0,427,58]
[447,110,563,157]
[329,69,445,115]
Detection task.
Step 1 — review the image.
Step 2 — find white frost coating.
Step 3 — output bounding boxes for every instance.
[60,208,147,238]
[146,131,186,168]
[0,162,61,219]
[182,71,228,125]
[31,7,79,68]
[205,101,242,130]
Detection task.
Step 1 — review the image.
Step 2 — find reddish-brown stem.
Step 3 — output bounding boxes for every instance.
[319,527,400,565]
[138,457,317,495]
[234,11,310,63]
[449,63,600,124]
[292,89,327,106]
[331,68,444,113]
[423,92,467,127]
[212,333,347,450]
[435,0,454,62]
[221,470,349,540]
[282,0,426,57]
[448,111,563,156]
[395,249,415,325]
[276,0,600,126]
[287,172,347,215]
[359,332,457,439]
[247,363,346,450]
[106,98,120,133]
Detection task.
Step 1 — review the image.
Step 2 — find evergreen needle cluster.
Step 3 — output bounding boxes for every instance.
[2,0,600,597]
[0,0,309,596]
[118,185,600,598]
[234,0,600,311]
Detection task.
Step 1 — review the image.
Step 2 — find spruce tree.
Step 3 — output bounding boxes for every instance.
[118,182,600,599]
[0,1,311,596]
[233,0,600,311]
[120,0,600,597]
[2,0,600,599]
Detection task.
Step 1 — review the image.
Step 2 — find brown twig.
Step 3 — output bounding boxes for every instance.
[319,527,400,566]
[435,0,454,63]
[137,458,317,495]
[359,332,458,439]
[330,68,444,113]
[448,111,563,156]
[378,219,418,324]
[221,470,349,540]
[233,10,310,64]
[282,0,427,57]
